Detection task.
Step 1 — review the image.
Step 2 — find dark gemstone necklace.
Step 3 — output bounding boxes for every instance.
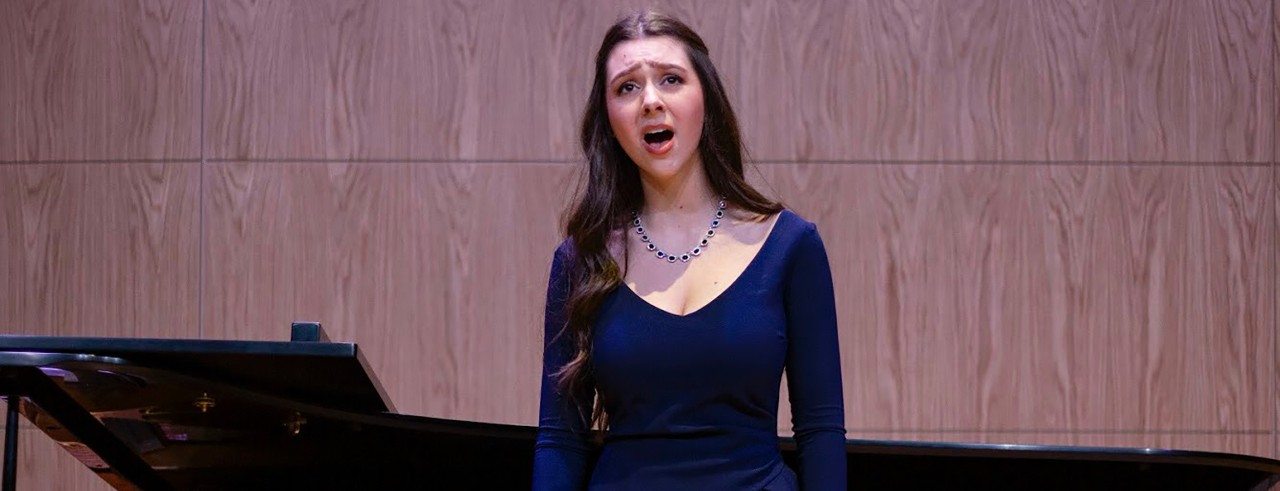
[631,198,726,264]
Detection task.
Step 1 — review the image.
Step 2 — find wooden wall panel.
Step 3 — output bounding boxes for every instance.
[0,0,201,162]
[205,0,608,161]
[1176,0,1274,163]
[1043,164,1275,433]
[730,0,1273,163]
[0,163,200,339]
[6,420,111,491]
[202,161,575,424]
[203,0,1271,163]
[752,163,1274,434]
[202,0,754,162]
[1263,0,1276,439]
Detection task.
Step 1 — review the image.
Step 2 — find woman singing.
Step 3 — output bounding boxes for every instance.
[534,9,846,490]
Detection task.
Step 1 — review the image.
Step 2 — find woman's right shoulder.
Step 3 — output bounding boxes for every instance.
[552,231,625,261]
[550,232,625,278]
[553,238,576,258]
[549,239,577,274]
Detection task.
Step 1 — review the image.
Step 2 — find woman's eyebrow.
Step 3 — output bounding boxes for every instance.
[608,61,688,86]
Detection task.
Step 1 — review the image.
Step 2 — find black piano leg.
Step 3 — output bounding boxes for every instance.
[2,395,16,491]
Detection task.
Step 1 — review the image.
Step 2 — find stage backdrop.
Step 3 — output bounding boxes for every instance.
[0,0,1276,489]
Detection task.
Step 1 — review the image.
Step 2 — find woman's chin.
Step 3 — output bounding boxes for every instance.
[636,161,699,185]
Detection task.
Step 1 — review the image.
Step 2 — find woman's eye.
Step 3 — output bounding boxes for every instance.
[662,75,683,85]
[617,82,638,95]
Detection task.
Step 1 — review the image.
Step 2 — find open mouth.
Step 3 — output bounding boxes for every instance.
[642,129,675,154]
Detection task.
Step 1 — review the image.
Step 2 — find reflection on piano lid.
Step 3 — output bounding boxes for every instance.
[1,334,1278,491]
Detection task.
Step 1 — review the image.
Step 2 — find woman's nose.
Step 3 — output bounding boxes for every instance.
[641,86,665,114]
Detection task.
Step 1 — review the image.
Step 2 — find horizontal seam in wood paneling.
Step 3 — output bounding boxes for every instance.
[748,160,1273,167]
[202,158,579,164]
[0,159,201,165]
[7,158,1262,167]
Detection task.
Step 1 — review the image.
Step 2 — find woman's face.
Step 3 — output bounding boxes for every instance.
[604,36,705,185]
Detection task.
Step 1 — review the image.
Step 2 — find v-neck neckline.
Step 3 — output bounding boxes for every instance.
[619,210,789,319]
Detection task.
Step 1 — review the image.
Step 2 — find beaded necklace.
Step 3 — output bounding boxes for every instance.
[631,198,726,264]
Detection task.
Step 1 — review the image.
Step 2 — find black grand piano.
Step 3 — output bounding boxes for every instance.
[1,326,1277,490]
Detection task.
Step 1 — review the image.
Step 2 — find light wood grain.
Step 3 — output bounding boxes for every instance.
[5,420,113,491]
[0,163,200,338]
[205,0,610,161]
[1175,0,1275,163]
[203,0,747,161]
[202,161,575,424]
[0,0,201,161]
[203,0,1271,163]
[753,162,1274,434]
[1271,0,1278,462]
[727,0,1273,162]
[1043,164,1274,432]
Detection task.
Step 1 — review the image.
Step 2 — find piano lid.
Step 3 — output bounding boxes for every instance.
[0,334,392,414]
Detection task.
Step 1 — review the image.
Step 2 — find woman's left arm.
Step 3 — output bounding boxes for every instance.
[783,223,847,490]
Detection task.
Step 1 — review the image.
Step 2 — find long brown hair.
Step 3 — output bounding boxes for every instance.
[554,9,782,435]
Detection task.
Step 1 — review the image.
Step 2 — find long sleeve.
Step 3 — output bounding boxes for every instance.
[532,242,596,490]
[783,224,847,490]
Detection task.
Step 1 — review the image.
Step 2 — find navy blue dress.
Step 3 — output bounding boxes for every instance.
[534,210,846,490]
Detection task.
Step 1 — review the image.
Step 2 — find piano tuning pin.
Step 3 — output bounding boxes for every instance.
[285,411,307,436]
[193,393,215,413]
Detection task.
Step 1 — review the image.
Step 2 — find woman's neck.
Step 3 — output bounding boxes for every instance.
[636,161,719,230]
